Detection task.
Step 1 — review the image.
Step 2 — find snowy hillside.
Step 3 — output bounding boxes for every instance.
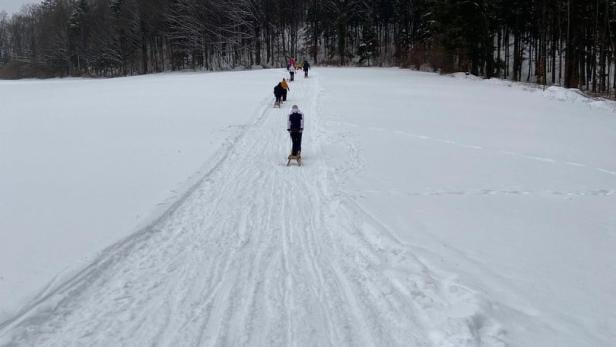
[1,68,615,346]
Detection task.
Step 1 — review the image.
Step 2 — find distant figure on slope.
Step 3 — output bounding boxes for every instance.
[274,82,284,107]
[303,60,310,77]
[287,57,296,70]
[287,105,304,159]
[281,78,290,102]
[289,64,296,81]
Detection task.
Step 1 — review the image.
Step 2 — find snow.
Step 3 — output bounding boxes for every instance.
[0,70,285,319]
[1,67,615,346]
[319,68,616,346]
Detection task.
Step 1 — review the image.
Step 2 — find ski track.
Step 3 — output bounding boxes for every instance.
[0,74,505,347]
[331,122,616,178]
[352,188,616,199]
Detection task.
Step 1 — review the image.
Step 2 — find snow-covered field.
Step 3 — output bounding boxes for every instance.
[1,68,614,346]
[0,69,284,318]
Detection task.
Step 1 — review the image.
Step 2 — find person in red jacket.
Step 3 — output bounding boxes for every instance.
[287,57,296,70]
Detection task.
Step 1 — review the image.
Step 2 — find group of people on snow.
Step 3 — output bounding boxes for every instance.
[272,57,310,163]
[273,78,289,108]
[274,81,303,162]
[287,57,310,81]
[273,58,311,108]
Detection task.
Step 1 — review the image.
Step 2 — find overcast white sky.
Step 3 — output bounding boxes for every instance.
[0,0,37,15]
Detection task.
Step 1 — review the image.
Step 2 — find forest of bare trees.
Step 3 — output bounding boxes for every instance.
[1,0,616,97]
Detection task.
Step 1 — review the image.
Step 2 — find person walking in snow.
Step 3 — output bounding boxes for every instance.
[287,57,296,71]
[303,60,310,77]
[281,78,290,102]
[287,105,304,157]
[273,82,284,107]
[289,64,296,81]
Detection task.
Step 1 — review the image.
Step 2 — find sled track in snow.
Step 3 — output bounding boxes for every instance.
[0,88,275,335]
[0,74,505,346]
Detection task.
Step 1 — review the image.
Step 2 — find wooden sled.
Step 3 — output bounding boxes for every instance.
[287,154,302,166]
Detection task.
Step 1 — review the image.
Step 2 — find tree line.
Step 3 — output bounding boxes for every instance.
[1,0,616,97]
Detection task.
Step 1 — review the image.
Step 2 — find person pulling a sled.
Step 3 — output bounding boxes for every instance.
[274,82,284,107]
[287,105,304,159]
[281,78,290,101]
[303,60,310,77]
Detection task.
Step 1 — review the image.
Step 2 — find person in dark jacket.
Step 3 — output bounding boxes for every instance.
[274,83,284,107]
[287,105,304,156]
[281,78,290,101]
[303,60,310,77]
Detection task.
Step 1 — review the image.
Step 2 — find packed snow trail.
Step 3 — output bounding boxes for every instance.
[0,73,504,346]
